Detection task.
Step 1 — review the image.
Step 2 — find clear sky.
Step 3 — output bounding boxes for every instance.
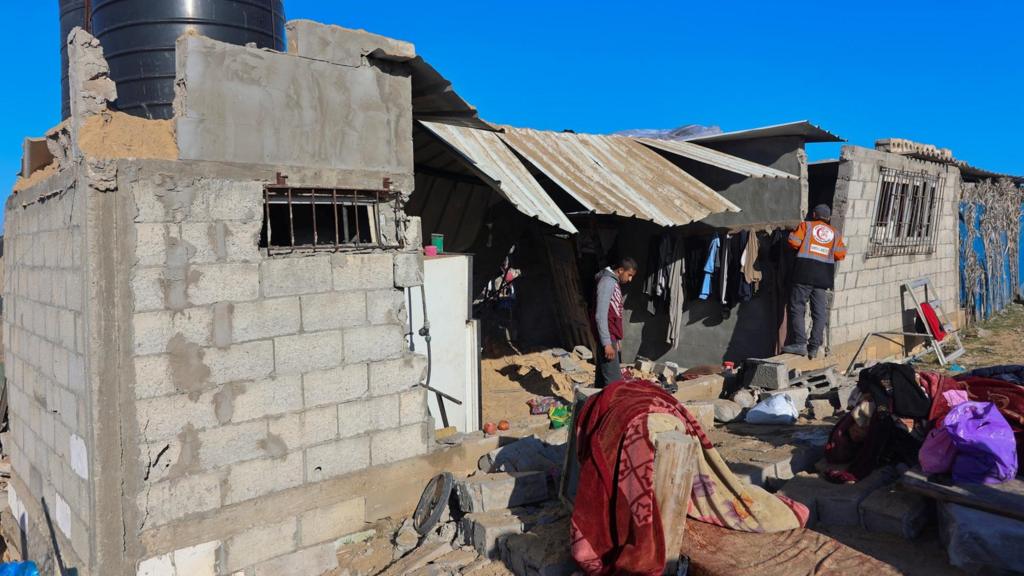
[3,0,1022,225]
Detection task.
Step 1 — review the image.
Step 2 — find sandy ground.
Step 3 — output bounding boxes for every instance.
[481,351,595,430]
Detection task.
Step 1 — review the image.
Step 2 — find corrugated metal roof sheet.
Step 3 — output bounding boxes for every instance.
[636,138,798,179]
[418,121,578,234]
[686,120,844,144]
[499,127,740,227]
[407,57,495,131]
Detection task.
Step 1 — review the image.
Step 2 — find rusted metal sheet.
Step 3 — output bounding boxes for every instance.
[418,121,578,234]
[686,120,844,144]
[499,127,740,227]
[636,138,797,179]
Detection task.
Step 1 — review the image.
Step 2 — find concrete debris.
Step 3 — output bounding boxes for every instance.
[461,510,525,558]
[712,399,744,423]
[501,515,576,576]
[634,356,655,373]
[557,356,581,373]
[731,388,757,408]
[742,358,790,390]
[672,374,725,402]
[393,518,422,560]
[382,540,454,576]
[572,345,593,361]
[859,486,931,540]
[477,436,564,476]
[939,502,1024,574]
[456,472,551,514]
[780,467,897,527]
[682,401,715,431]
[808,398,835,420]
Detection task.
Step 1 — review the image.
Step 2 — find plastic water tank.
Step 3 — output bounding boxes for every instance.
[58,0,87,120]
[90,0,286,120]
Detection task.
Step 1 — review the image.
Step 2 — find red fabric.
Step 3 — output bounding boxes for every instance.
[919,302,947,341]
[570,380,709,576]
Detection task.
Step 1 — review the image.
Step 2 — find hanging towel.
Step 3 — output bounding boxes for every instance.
[667,236,686,344]
[742,231,763,288]
[919,302,947,341]
[699,236,720,300]
[719,234,730,305]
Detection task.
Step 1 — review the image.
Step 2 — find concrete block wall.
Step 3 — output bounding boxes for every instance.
[2,165,92,570]
[126,166,430,574]
[828,145,960,347]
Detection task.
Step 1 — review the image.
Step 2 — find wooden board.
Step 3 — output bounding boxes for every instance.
[899,468,1024,521]
[543,235,597,352]
[654,431,699,576]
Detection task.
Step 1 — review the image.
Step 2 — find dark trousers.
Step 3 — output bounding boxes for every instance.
[594,347,622,388]
[787,283,829,351]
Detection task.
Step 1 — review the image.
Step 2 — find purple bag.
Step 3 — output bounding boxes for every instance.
[942,401,1017,484]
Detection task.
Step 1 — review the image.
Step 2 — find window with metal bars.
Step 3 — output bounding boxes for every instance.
[260,187,386,254]
[867,168,943,257]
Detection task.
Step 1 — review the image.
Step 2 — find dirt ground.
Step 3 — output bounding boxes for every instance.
[480,350,595,430]
[942,302,1024,368]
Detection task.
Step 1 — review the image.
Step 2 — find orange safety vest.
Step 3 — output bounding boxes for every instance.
[788,220,847,264]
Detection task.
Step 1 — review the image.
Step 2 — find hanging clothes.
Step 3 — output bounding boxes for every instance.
[699,236,721,300]
[719,233,730,305]
[666,236,686,344]
[742,231,763,289]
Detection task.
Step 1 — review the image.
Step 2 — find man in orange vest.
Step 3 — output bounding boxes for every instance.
[783,205,846,359]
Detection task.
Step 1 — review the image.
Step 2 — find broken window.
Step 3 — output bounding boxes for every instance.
[260,187,386,254]
[867,168,943,257]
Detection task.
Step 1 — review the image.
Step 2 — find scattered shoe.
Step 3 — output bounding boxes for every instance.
[782,344,807,356]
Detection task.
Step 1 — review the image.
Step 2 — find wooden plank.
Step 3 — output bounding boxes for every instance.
[543,235,597,352]
[654,431,699,576]
[899,469,1024,522]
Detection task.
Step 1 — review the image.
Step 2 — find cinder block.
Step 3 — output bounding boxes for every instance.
[939,502,1024,574]
[231,298,301,343]
[393,252,424,288]
[456,472,551,513]
[268,406,338,449]
[399,387,428,426]
[261,255,333,297]
[137,472,222,528]
[366,289,407,326]
[230,374,303,422]
[743,359,789,390]
[197,420,268,469]
[305,436,370,481]
[225,518,298,573]
[204,340,275,385]
[251,542,339,576]
[135,392,218,441]
[370,422,428,465]
[344,324,406,364]
[300,291,366,332]
[338,395,400,438]
[816,467,896,526]
[682,401,715,432]
[133,308,213,356]
[274,331,344,375]
[188,263,260,305]
[172,540,220,576]
[778,474,822,527]
[332,253,394,291]
[808,398,835,420]
[859,486,930,540]
[672,374,725,402]
[462,510,524,558]
[303,363,368,407]
[298,497,366,546]
[368,354,427,397]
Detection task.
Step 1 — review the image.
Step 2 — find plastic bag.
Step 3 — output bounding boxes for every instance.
[745,394,798,425]
[919,426,956,474]
[943,401,1017,484]
[0,563,40,576]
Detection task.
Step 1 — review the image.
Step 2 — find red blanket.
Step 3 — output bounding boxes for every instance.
[570,380,708,576]
[919,302,947,341]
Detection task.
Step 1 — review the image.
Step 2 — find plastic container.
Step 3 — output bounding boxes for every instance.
[430,233,445,254]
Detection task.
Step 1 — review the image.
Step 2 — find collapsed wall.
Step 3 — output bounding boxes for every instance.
[828,145,961,350]
[3,21,432,576]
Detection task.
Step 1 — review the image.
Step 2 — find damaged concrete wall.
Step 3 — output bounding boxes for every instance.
[175,31,414,179]
[2,165,92,572]
[828,145,960,347]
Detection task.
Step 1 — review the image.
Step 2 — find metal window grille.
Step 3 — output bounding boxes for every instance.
[867,168,944,258]
[260,186,391,254]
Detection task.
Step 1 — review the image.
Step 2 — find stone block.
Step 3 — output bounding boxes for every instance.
[188,263,260,305]
[462,511,524,558]
[369,354,427,397]
[939,502,1024,574]
[300,291,367,332]
[672,374,724,402]
[230,374,303,422]
[777,474,822,527]
[197,420,268,469]
[366,289,408,326]
[225,451,305,505]
[251,542,339,576]
[682,401,715,432]
[743,359,789,390]
[133,308,213,356]
[299,497,366,546]
[399,387,429,426]
[204,340,275,385]
[225,518,298,573]
[268,406,338,449]
[808,399,835,420]
[344,324,406,364]
[712,399,744,423]
[370,423,428,466]
[135,392,218,441]
[456,471,551,513]
[859,486,930,540]
[303,363,368,407]
[338,395,400,438]
[274,331,344,375]
[231,298,301,343]
[332,253,395,291]
[261,255,333,297]
[393,252,424,288]
[172,540,220,576]
[306,436,370,481]
[138,472,222,528]
[816,467,896,526]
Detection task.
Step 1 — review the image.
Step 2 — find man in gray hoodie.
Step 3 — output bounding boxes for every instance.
[591,257,637,387]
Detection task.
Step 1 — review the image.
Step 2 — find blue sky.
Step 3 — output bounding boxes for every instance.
[3,0,1022,222]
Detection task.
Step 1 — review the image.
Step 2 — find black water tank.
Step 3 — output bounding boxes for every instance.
[58,0,87,120]
[90,0,286,120]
